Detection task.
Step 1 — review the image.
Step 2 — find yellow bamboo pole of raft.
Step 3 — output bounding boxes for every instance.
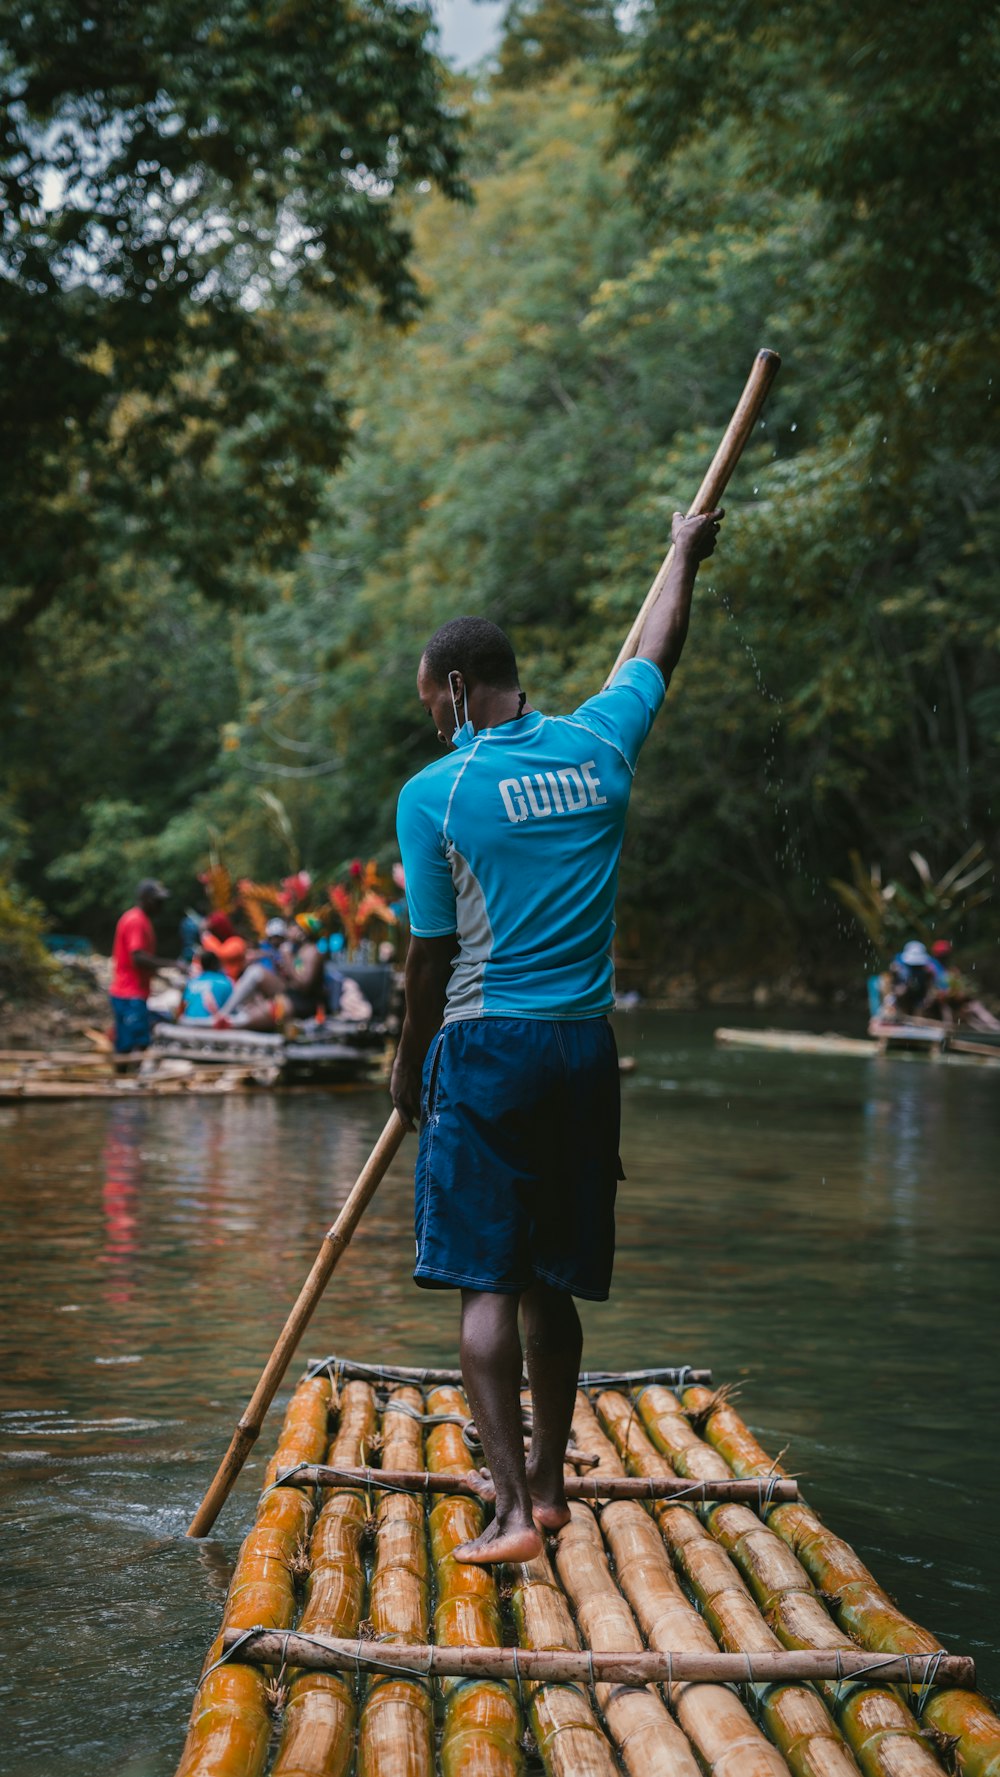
[570,1392,797,1777]
[678,1385,1000,1777]
[616,1388,939,1777]
[551,1385,718,1777]
[175,1371,333,1777]
[504,1386,667,1777]
[616,1387,955,1777]
[270,1379,377,1777]
[605,346,781,685]
[551,1503,705,1777]
[356,1386,434,1777]
[187,1111,407,1537]
[425,1384,525,1777]
[508,1541,621,1776]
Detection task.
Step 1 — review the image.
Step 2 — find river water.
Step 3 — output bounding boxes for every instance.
[1,1011,997,1775]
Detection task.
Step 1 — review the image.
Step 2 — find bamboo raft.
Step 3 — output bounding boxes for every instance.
[176,1357,1000,1777]
[716,1027,1000,1068]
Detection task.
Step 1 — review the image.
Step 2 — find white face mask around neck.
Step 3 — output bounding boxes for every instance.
[449,673,476,749]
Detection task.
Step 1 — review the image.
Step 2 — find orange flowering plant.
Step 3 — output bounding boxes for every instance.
[329,859,397,957]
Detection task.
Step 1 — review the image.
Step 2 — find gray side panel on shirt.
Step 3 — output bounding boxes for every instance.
[444,841,493,1019]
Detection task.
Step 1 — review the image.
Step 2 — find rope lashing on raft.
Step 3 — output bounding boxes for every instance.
[915,1649,946,1714]
[755,1472,782,1514]
[200,1626,465,1687]
[382,1398,474,1431]
[826,1649,944,1695]
[511,1643,525,1714]
[257,1459,313,1500]
[197,1624,268,1689]
[258,1459,444,1502]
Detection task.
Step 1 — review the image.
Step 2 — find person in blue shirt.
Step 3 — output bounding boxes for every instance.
[392,507,723,1564]
[181,951,234,1021]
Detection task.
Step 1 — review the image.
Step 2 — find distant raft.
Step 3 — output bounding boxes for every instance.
[716,1026,1000,1066]
[175,1356,1000,1777]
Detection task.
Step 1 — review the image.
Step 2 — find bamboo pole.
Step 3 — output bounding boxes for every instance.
[512,1371,695,1777]
[365,1389,430,1643]
[570,1392,796,1777]
[507,1543,620,1776]
[624,1389,956,1777]
[356,1386,434,1777]
[219,1631,974,1691]
[680,1386,1000,1777]
[270,1379,377,1777]
[272,1463,797,1505]
[551,1501,707,1777]
[605,347,781,685]
[186,1111,407,1537]
[174,1371,333,1777]
[425,1385,524,1777]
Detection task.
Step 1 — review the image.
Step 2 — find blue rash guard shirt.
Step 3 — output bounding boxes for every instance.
[396,657,666,1022]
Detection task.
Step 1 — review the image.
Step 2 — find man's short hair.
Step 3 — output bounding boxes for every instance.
[422,617,519,690]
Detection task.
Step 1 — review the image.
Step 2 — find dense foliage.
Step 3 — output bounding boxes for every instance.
[0,0,467,649]
[2,0,996,993]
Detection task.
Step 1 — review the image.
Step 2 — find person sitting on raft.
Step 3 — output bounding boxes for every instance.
[214,917,325,1030]
[255,917,288,968]
[181,950,234,1022]
[929,939,1000,1033]
[886,941,940,1018]
[201,912,248,983]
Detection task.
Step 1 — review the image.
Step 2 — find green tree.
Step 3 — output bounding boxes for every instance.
[6,32,999,990]
[496,0,619,88]
[0,0,468,653]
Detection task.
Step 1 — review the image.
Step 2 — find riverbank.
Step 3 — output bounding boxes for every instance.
[3,950,996,1051]
[0,970,838,1053]
[0,954,110,1051]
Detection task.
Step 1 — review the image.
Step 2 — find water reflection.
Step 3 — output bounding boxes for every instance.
[101,1112,141,1308]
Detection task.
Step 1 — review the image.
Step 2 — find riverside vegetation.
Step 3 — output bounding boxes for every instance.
[1,0,997,1000]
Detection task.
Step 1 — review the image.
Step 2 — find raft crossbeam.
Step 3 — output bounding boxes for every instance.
[305,1356,713,1388]
[269,1462,798,1505]
[219,1628,974,1691]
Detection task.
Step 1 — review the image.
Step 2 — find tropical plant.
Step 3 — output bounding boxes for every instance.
[0,880,57,1001]
[830,845,994,959]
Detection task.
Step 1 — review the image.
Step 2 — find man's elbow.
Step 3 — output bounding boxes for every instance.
[638,638,684,680]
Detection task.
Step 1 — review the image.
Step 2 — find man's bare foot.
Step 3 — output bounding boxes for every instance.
[476,1468,569,1532]
[527,1463,572,1533]
[452,1517,542,1565]
[532,1499,572,1533]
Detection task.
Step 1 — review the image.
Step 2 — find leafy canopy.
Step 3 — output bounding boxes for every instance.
[0,0,468,646]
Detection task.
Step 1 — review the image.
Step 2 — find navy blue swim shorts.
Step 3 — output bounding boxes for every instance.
[109,994,152,1054]
[413,1015,621,1300]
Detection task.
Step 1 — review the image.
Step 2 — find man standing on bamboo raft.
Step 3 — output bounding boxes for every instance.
[391,508,723,1563]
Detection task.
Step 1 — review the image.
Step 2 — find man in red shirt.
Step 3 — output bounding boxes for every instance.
[109,879,173,1053]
